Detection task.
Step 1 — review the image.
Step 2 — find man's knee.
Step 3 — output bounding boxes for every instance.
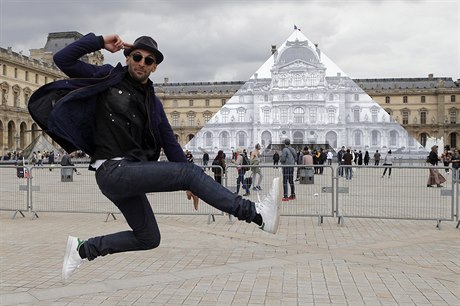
[136,228,161,250]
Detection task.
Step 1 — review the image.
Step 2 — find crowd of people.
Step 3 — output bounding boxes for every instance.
[193,143,459,191]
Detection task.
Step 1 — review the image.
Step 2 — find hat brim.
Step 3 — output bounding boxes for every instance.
[124,43,164,64]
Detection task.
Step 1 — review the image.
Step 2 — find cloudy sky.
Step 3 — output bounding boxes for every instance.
[0,0,458,83]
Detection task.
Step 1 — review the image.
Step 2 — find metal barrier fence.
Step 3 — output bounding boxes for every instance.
[1,164,458,227]
[0,165,30,218]
[335,165,458,227]
[224,165,335,219]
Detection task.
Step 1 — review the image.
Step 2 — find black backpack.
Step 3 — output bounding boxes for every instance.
[211,159,221,173]
[242,154,250,173]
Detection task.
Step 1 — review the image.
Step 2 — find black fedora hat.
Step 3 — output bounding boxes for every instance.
[123,36,164,64]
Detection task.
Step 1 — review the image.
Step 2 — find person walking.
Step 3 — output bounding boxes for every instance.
[250,143,263,191]
[279,139,296,201]
[326,149,333,165]
[381,150,394,178]
[426,145,446,187]
[342,148,354,180]
[233,148,250,196]
[273,150,280,167]
[450,148,460,182]
[202,151,209,169]
[374,150,381,166]
[211,150,226,185]
[28,32,281,282]
[363,151,370,165]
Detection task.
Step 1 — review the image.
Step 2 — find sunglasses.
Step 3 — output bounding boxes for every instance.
[131,53,156,66]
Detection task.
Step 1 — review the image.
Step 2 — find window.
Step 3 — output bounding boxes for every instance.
[172,113,179,127]
[371,130,380,146]
[353,109,360,122]
[354,94,359,101]
[354,131,362,146]
[221,109,229,123]
[420,111,427,124]
[280,108,288,123]
[14,68,18,78]
[385,96,390,104]
[309,108,317,123]
[189,99,193,107]
[421,96,426,103]
[187,113,195,126]
[293,107,304,124]
[25,71,29,82]
[2,64,6,76]
[403,96,408,103]
[263,109,270,123]
[204,132,212,147]
[451,95,456,102]
[205,99,210,107]
[328,109,335,123]
[204,112,212,123]
[173,100,178,108]
[420,133,428,147]
[221,99,226,106]
[35,74,39,84]
[237,131,246,147]
[371,108,378,122]
[329,94,334,101]
[402,111,409,125]
[220,131,229,148]
[450,109,457,124]
[390,131,397,146]
[237,109,245,122]
[45,76,48,83]
[13,91,19,107]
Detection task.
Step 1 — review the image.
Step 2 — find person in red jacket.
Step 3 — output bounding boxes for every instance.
[29,33,282,282]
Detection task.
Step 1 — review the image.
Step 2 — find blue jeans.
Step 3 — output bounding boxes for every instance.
[84,159,257,261]
[282,167,295,198]
[345,166,353,180]
[236,170,249,194]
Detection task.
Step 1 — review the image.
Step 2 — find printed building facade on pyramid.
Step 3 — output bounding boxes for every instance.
[185,30,426,156]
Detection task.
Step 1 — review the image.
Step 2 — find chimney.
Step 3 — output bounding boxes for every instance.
[271,45,277,55]
[164,77,169,84]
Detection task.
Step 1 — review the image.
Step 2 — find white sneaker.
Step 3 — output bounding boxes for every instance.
[255,176,282,234]
[62,236,86,282]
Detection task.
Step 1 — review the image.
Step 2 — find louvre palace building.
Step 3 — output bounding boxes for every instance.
[1,31,459,158]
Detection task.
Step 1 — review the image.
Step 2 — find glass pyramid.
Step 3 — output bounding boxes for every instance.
[185,29,427,158]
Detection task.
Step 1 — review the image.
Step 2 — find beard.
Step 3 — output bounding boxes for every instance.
[128,65,150,84]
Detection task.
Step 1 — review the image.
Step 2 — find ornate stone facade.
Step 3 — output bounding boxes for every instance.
[0,32,102,156]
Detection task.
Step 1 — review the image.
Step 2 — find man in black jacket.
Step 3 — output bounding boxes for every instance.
[28,33,281,282]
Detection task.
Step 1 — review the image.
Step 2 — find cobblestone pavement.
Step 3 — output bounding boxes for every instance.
[0,210,459,305]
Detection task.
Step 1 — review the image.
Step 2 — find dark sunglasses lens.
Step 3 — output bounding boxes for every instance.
[144,57,155,65]
[132,54,142,62]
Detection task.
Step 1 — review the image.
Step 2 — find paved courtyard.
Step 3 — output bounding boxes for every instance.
[1,208,459,305]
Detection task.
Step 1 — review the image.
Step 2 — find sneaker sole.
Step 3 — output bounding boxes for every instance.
[62,236,75,282]
[272,176,281,233]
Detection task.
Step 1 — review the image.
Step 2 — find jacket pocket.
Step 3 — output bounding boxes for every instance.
[105,87,131,114]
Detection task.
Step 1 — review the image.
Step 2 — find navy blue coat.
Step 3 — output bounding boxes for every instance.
[28,33,187,163]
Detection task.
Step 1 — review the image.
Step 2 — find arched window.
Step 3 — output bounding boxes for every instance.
[420,133,428,147]
[204,131,212,147]
[237,131,247,147]
[220,131,229,148]
[293,107,304,124]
